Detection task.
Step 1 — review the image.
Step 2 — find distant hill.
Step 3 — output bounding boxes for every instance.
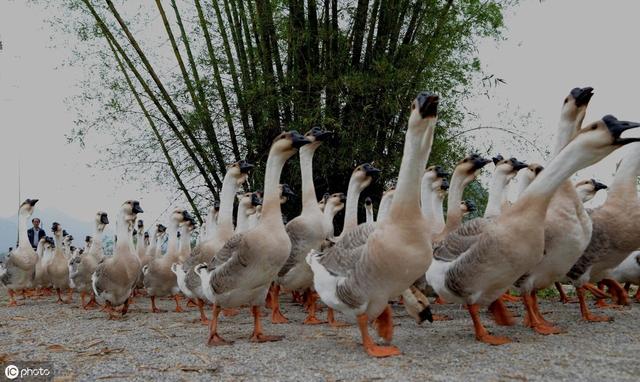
[0,208,93,250]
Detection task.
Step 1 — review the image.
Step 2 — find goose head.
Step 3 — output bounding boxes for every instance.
[351,163,381,191]
[156,224,167,238]
[575,178,608,203]
[18,198,38,217]
[561,87,594,126]
[85,235,92,245]
[144,231,150,245]
[43,236,55,251]
[460,199,476,216]
[571,115,640,162]
[423,165,449,188]
[121,200,144,223]
[94,211,109,232]
[433,178,449,199]
[237,191,261,216]
[325,192,347,214]
[493,155,528,181]
[318,192,330,212]
[454,154,491,186]
[227,160,254,185]
[304,127,335,149]
[51,222,62,238]
[62,234,74,249]
[137,219,144,235]
[279,184,296,204]
[170,208,193,226]
[270,130,312,160]
[408,91,439,130]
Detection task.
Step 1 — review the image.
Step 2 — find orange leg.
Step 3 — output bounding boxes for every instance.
[522,292,561,335]
[555,282,576,304]
[103,301,121,320]
[434,296,447,305]
[207,304,233,346]
[500,292,521,303]
[186,298,198,308]
[7,289,21,307]
[250,305,284,343]
[270,284,289,324]
[150,296,165,313]
[601,279,630,306]
[174,295,184,313]
[55,288,67,304]
[467,304,511,345]
[577,286,612,322]
[531,292,553,327]
[197,299,209,325]
[303,291,323,325]
[357,313,401,357]
[373,305,394,342]
[327,307,349,327]
[488,298,515,326]
[583,283,610,299]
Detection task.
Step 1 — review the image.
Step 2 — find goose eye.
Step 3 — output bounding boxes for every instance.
[563,97,569,104]
[591,125,598,130]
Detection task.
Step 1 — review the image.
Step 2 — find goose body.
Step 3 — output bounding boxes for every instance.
[92,200,143,316]
[2,199,40,305]
[70,212,108,295]
[47,223,70,294]
[611,251,640,286]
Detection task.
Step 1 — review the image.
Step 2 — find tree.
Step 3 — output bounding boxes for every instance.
[42,0,517,225]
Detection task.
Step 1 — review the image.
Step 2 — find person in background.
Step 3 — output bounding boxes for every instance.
[27,218,46,249]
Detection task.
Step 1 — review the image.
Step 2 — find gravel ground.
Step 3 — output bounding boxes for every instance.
[1,290,639,382]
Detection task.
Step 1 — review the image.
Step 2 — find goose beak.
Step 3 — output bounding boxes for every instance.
[440,179,450,191]
[591,179,608,192]
[290,131,312,148]
[511,158,528,171]
[100,214,109,225]
[251,193,262,206]
[571,87,594,107]
[45,236,55,246]
[416,91,439,118]
[137,220,144,228]
[603,115,640,145]
[182,210,193,222]
[364,163,381,176]
[132,201,144,214]
[463,199,477,213]
[157,224,166,233]
[339,193,347,203]
[281,184,296,199]
[472,156,492,170]
[28,199,39,206]
[492,154,504,165]
[434,165,450,178]
[239,160,254,174]
[365,197,372,206]
[312,128,334,142]
[85,235,92,242]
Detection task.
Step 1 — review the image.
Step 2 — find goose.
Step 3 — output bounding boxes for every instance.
[70,211,109,308]
[514,87,601,333]
[143,208,193,313]
[176,162,254,323]
[33,235,50,296]
[575,179,608,203]
[307,92,439,357]
[611,251,640,302]
[340,163,381,237]
[178,216,196,263]
[145,224,165,261]
[2,199,40,306]
[432,154,491,243]
[48,223,72,303]
[427,112,640,345]
[197,130,311,345]
[484,156,528,218]
[318,193,330,213]
[269,127,334,325]
[135,220,147,264]
[92,200,143,319]
[364,197,374,224]
[235,192,262,234]
[430,172,450,235]
[154,226,167,259]
[420,166,448,223]
[566,139,640,318]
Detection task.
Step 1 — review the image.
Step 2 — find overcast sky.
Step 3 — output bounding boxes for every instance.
[1,0,639,222]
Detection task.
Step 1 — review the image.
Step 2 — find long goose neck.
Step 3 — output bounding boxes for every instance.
[389,119,435,218]
[180,226,191,251]
[607,143,640,202]
[444,172,466,231]
[420,176,434,219]
[552,115,579,157]
[322,206,337,237]
[343,176,362,233]
[115,213,133,258]
[431,192,445,233]
[218,173,239,231]
[300,145,320,212]
[365,205,374,223]
[377,193,393,222]
[261,149,287,223]
[520,140,599,214]
[18,211,30,248]
[165,220,179,258]
[484,171,509,217]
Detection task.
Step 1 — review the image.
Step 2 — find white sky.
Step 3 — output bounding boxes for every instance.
[1,0,639,222]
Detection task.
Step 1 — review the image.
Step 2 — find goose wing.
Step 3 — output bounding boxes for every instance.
[318,223,375,277]
[434,218,491,262]
[567,216,611,281]
[278,219,314,277]
[208,233,251,294]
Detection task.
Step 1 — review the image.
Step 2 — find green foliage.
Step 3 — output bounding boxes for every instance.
[41,0,517,222]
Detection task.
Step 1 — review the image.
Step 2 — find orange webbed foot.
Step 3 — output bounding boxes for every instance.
[433,296,447,305]
[432,314,452,321]
[532,324,564,335]
[583,313,613,322]
[271,310,289,324]
[477,333,511,345]
[222,308,239,317]
[250,333,284,343]
[207,334,233,346]
[303,315,324,325]
[186,299,198,308]
[501,293,521,303]
[364,344,401,358]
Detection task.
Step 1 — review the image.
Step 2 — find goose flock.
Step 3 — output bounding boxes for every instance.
[2,88,640,358]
